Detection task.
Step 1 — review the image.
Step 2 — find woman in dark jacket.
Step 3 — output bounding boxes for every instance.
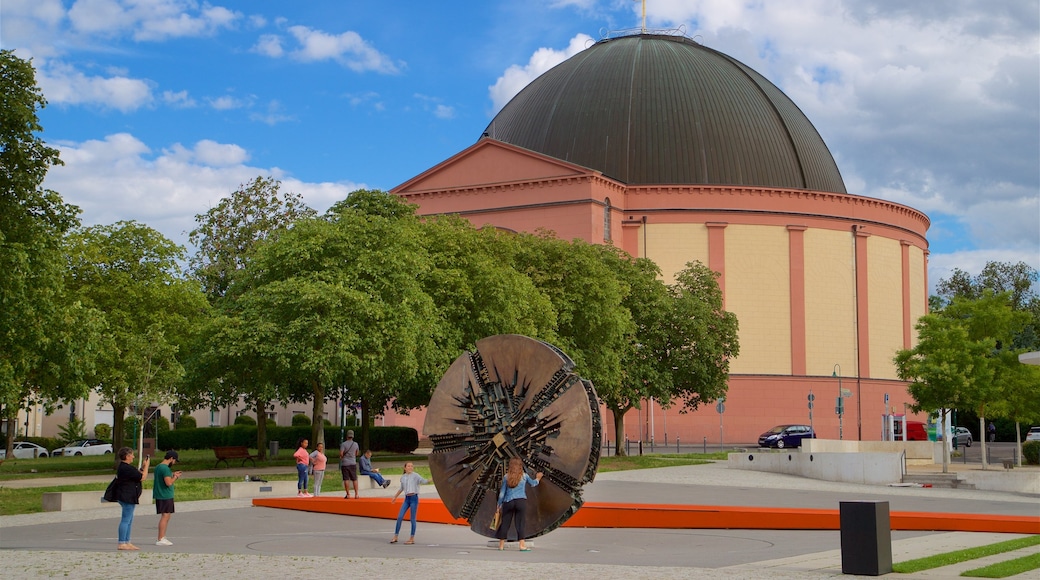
[115,446,149,550]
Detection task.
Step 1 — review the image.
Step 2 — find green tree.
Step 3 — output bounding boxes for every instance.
[660,263,740,411]
[512,233,634,399]
[993,350,1040,465]
[189,176,314,302]
[186,176,313,459]
[66,221,209,452]
[243,200,443,448]
[420,215,556,353]
[895,313,994,472]
[0,50,95,456]
[942,293,1025,468]
[935,261,1040,350]
[606,259,739,455]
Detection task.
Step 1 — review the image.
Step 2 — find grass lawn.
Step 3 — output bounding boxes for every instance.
[892,535,1040,574]
[0,448,424,480]
[961,551,1040,578]
[0,451,720,516]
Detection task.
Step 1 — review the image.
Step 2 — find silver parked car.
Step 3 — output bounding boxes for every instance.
[952,426,972,447]
[1026,426,1040,442]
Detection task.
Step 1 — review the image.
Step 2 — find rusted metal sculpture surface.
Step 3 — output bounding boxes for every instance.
[423,334,601,539]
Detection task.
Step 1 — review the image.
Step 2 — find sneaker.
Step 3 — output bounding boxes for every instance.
[302,492,313,497]
[383,479,391,488]
[156,537,173,546]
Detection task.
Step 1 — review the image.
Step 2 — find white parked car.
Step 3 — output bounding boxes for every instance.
[1026,426,1040,442]
[0,441,50,459]
[51,439,113,457]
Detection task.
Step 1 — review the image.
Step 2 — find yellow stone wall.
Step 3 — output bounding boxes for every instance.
[804,229,857,376]
[908,246,926,348]
[868,237,904,379]
[643,223,709,285]
[725,225,791,374]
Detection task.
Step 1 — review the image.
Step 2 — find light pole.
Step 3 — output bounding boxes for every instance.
[833,364,843,440]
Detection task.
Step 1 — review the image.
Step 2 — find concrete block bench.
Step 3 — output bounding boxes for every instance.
[213,480,299,499]
[43,490,153,512]
[360,475,392,490]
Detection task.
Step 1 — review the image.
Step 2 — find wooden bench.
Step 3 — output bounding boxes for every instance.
[212,446,258,468]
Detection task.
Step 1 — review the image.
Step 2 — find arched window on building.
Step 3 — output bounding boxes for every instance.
[603,198,612,242]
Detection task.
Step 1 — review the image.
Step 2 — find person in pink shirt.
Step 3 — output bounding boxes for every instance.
[308,442,328,496]
[293,438,312,497]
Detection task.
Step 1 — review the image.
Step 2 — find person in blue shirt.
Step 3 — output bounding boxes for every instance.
[495,457,542,551]
[359,449,390,489]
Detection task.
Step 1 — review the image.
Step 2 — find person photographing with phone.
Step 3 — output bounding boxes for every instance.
[154,450,183,546]
[113,447,149,550]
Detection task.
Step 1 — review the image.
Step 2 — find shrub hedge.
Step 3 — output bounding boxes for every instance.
[1023,440,1040,465]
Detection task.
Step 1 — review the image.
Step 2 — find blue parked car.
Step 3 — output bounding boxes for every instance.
[758,424,816,449]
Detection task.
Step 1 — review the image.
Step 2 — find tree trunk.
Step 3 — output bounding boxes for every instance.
[610,405,631,456]
[4,417,15,459]
[1015,420,1022,467]
[978,415,988,470]
[255,398,268,461]
[311,382,325,447]
[940,407,949,473]
[112,402,126,454]
[360,398,370,452]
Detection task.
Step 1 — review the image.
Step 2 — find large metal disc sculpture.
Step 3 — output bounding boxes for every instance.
[423,334,601,540]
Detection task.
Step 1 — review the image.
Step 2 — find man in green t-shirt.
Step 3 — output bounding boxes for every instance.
[153,450,182,546]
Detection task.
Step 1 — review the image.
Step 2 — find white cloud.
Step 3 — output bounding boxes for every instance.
[489,33,593,112]
[65,0,241,42]
[252,34,284,57]
[37,60,154,112]
[67,0,134,35]
[44,133,363,248]
[189,140,250,166]
[434,104,455,120]
[207,95,247,110]
[280,25,402,73]
[249,100,294,126]
[344,91,380,107]
[162,90,196,108]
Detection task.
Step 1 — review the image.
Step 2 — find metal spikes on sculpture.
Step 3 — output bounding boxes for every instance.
[423,334,601,539]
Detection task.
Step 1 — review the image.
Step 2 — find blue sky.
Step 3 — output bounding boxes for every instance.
[4,0,1038,290]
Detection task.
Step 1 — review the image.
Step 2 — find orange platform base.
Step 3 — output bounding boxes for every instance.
[252,497,1040,535]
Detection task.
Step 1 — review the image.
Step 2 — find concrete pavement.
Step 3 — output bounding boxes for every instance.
[1,460,1037,578]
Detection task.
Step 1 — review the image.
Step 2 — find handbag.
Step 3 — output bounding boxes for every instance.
[489,508,501,530]
[103,477,118,502]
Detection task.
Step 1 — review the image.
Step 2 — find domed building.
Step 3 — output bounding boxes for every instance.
[391,33,930,444]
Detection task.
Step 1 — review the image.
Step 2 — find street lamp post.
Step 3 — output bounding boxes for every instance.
[833,364,843,440]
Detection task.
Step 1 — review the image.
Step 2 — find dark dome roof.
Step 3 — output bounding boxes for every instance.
[484,34,846,193]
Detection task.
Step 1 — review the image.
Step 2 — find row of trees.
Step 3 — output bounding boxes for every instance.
[1,51,740,458]
[896,261,1040,470]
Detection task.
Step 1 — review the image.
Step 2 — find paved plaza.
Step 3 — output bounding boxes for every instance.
[1,460,1037,579]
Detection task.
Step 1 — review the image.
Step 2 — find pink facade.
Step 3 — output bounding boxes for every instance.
[393,139,931,444]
